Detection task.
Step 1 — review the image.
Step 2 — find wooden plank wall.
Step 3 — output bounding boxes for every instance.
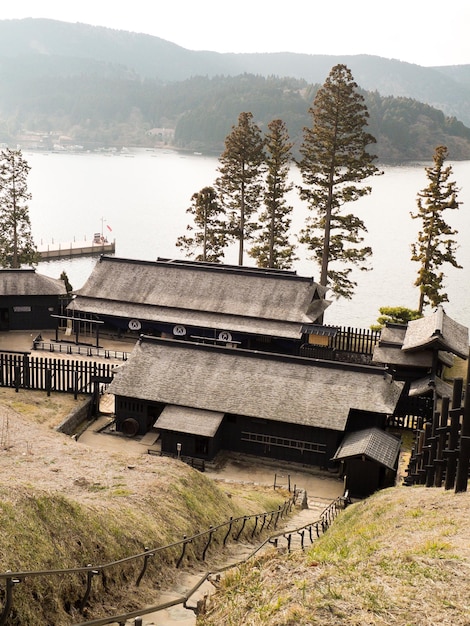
[0,352,114,393]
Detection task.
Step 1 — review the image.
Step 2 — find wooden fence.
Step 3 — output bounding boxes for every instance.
[300,326,381,363]
[0,351,115,395]
[404,375,470,492]
[332,326,381,355]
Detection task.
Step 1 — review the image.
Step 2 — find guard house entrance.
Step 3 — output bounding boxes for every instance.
[51,314,104,348]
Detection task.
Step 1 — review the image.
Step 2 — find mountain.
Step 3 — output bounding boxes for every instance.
[0,18,469,160]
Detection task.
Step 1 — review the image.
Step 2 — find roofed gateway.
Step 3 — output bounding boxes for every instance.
[67,256,330,353]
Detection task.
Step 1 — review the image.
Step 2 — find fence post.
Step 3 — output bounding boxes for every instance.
[202,527,214,561]
[22,354,30,389]
[434,396,450,487]
[235,517,247,541]
[455,368,470,493]
[445,378,463,490]
[79,566,100,612]
[223,518,233,546]
[14,366,20,392]
[176,536,189,568]
[0,575,21,626]
[135,548,152,587]
[45,369,52,397]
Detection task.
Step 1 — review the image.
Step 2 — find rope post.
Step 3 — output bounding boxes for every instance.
[135,548,152,587]
[0,574,21,626]
[202,527,214,561]
[235,517,247,541]
[176,536,189,569]
[79,565,100,613]
[223,518,233,546]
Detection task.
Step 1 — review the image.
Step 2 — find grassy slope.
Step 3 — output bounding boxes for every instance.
[0,390,289,624]
[199,486,470,626]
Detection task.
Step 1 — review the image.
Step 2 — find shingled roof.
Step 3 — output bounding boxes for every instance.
[155,405,224,437]
[0,269,65,296]
[408,375,453,398]
[402,306,469,360]
[108,337,404,433]
[372,313,462,369]
[71,256,330,339]
[332,427,401,470]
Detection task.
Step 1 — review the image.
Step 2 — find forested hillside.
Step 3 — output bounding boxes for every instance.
[1,19,470,161]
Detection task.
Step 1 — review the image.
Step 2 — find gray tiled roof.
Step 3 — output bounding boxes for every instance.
[0,269,66,296]
[108,337,404,433]
[72,257,329,333]
[332,427,401,470]
[402,306,469,360]
[155,405,224,437]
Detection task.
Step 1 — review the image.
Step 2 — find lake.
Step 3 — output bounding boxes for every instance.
[25,148,470,330]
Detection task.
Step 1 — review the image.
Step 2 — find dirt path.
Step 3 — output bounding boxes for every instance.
[77,414,345,626]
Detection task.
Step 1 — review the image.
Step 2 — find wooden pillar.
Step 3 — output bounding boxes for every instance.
[455,358,470,493]
[445,378,463,491]
[425,406,439,488]
[434,396,449,487]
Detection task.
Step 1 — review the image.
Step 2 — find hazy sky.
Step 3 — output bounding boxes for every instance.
[1,0,469,67]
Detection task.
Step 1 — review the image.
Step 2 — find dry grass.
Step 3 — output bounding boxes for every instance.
[0,388,289,624]
[199,486,470,625]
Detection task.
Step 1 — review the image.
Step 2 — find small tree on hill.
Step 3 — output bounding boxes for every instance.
[216,112,265,265]
[249,119,296,269]
[0,148,39,268]
[297,64,381,300]
[176,186,226,262]
[411,145,461,314]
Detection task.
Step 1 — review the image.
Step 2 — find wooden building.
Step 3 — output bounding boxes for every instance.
[0,269,67,331]
[67,256,330,353]
[108,335,404,468]
[373,307,469,420]
[332,427,402,497]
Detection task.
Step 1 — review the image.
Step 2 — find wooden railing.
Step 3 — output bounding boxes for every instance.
[0,493,351,626]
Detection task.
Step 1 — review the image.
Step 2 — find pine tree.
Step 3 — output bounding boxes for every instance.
[216,112,265,265]
[371,306,422,331]
[249,119,296,269]
[411,145,461,313]
[175,186,226,262]
[0,148,39,268]
[297,64,380,299]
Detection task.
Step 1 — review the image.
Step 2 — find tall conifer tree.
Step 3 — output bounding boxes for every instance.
[411,145,461,313]
[176,186,226,262]
[0,148,38,268]
[298,64,380,300]
[249,119,296,269]
[216,112,265,265]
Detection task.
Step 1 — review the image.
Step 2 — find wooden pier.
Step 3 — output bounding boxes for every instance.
[37,239,115,260]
